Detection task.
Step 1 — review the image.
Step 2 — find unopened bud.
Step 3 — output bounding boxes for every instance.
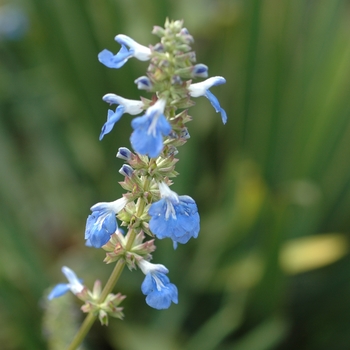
[152,26,165,37]
[135,76,153,91]
[192,64,208,78]
[119,164,134,177]
[117,147,132,161]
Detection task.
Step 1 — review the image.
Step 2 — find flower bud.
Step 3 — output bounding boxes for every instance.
[180,128,190,139]
[192,63,208,78]
[152,43,165,52]
[171,75,182,85]
[152,25,165,37]
[134,76,153,91]
[116,147,132,160]
[119,164,134,178]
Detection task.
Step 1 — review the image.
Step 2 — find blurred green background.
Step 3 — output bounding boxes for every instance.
[2,0,350,349]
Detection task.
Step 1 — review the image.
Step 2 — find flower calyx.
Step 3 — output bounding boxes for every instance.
[102,229,156,269]
[80,280,126,326]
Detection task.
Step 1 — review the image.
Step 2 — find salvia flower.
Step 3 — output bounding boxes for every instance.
[98,34,151,69]
[188,76,227,124]
[100,94,144,140]
[130,98,171,158]
[148,182,200,249]
[85,197,128,248]
[48,266,84,300]
[138,259,178,310]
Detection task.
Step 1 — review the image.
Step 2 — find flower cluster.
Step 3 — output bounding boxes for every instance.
[48,19,226,330]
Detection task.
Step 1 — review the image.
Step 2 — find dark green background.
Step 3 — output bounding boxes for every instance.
[1,0,350,349]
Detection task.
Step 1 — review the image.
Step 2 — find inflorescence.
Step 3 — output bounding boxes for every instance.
[48,19,226,325]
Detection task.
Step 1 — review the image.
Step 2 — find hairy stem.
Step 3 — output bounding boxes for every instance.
[67,259,126,350]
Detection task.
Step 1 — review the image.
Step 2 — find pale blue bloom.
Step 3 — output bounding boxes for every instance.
[138,260,178,310]
[148,182,200,249]
[48,266,84,300]
[98,34,151,69]
[85,197,127,248]
[100,94,143,140]
[188,76,227,124]
[130,99,171,158]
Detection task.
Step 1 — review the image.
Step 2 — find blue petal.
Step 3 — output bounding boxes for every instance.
[88,224,111,248]
[148,199,165,216]
[145,289,171,309]
[98,45,132,69]
[149,196,200,247]
[130,113,171,158]
[102,212,117,233]
[205,90,227,124]
[85,214,96,239]
[99,105,125,140]
[130,119,162,158]
[48,283,70,300]
[141,273,154,295]
[157,114,172,135]
[84,211,117,248]
[141,272,178,310]
[145,282,178,310]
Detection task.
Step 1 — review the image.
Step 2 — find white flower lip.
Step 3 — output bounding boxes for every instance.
[138,259,169,275]
[102,94,144,115]
[115,34,151,61]
[188,76,226,97]
[158,182,178,202]
[90,197,128,213]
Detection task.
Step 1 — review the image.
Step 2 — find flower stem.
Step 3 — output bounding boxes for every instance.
[67,259,126,350]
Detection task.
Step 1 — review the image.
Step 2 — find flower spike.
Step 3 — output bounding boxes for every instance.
[188,76,227,124]
[48,266,84,300]
[138,260,178,310]
[48,20,227,338]
[148,182,200,249]
[85,197,128,248]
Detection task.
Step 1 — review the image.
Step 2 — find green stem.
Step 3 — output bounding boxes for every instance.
[67,259,126,350]
[67,171,151,349]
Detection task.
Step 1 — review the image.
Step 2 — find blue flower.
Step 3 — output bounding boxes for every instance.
[100,94,143,140]
[188,76,227,124]
[85,197,128,248]
[130,98,171,158]
[98,34,151,69]
[138,260,178,310]
[148,182,200,249]
[48,266,84,300]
